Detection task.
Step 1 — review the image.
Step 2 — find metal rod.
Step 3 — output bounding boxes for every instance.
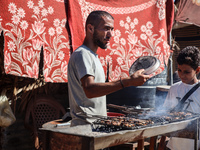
[169,31,173,85]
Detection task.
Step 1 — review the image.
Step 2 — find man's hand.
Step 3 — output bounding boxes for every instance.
[129,69,150,86]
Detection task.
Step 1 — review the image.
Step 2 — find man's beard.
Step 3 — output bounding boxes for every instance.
[93,30,107,49]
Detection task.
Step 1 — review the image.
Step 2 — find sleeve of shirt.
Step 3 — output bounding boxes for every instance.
[74,50,95,80]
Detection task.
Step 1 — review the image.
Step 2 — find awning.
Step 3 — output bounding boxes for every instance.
[175,0,200,28]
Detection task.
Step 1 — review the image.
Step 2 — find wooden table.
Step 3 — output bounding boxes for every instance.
[40,117,199,150]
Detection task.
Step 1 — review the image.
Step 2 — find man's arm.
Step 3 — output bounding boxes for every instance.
[81,69,150,98]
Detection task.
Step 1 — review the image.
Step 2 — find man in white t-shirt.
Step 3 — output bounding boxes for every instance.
[163,46,200,150]
[67,11,150,126]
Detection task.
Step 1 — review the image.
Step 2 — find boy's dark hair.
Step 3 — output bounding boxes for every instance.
[177,46,200,70]
[85,10,114,30]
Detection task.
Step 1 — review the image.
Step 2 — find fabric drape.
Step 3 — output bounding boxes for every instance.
[66,0,174,81]
[1,0,70,82]
[1,0,174,82]
[175,0,200,27]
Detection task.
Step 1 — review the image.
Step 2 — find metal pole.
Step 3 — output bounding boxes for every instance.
[169,31,173,85]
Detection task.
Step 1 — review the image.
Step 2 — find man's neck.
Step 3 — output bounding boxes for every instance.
[83,39,98,54]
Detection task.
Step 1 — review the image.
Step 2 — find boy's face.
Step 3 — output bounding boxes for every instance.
[177,64,199,84]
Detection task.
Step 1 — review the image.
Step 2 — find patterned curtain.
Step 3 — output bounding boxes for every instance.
[0,0,70,82]
[0,0,174,82]
[66,0,174,81]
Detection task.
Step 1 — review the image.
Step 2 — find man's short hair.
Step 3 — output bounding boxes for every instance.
[85,10,114,30]
[177,46,200,70]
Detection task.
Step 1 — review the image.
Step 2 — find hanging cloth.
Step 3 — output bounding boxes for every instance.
[0,0,70,82]
[65,0,174,81]
[175,0,200,27]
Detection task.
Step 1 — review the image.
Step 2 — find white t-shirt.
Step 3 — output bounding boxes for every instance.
[163,81,200,150]
[68,45,107,126]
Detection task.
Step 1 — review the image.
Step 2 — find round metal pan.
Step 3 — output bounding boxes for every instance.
[129,56,160,75]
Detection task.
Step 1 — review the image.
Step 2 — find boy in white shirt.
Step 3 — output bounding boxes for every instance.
[163,46,200,150]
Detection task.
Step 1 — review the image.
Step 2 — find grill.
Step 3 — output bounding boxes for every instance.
[92,110,198,133]
[41,104,200,150]
[41,116,199,150]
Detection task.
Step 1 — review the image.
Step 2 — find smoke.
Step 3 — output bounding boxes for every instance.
[136,92,170,120]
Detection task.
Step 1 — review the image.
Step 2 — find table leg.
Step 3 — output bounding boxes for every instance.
[137,139,144,150]
[158,136,166,150]
[149,136,158,150]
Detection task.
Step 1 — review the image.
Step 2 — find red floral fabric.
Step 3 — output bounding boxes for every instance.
[66,0,174,81]
[0,0,70,82]
[0,0,174,82]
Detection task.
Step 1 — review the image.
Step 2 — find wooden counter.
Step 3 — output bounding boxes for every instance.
[40,117,199,150]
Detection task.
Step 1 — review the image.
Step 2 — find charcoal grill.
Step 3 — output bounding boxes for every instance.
[92,110,198,133]
[41,106,200,150]
[41,115,199,150]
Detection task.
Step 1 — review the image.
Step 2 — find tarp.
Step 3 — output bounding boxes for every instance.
[175,0,200,27]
